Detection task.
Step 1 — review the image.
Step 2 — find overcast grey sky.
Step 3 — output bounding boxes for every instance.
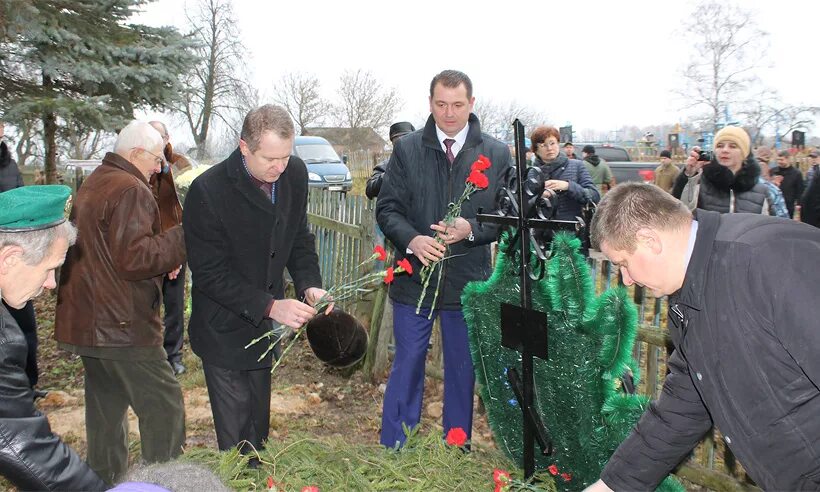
[137,0,819,143]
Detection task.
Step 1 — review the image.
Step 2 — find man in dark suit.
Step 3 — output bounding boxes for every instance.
[376,70,511,448]
[183,104,327,459]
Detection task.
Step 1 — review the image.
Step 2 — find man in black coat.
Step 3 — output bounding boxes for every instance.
[183,105,327,457]
[365,121,415,200]
[770,150,804,218]
[376,70,511,448]
[0,122,43,395]
[801,150,820,228]
[586,183,820,492]
[0,185,105,490]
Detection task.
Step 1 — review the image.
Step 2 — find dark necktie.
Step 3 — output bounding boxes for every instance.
[443,138,456,164]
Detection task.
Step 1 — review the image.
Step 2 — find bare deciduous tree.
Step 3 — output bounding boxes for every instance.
[676,1,768,130]
[9,117,41,166]
[332,69,401,134]
[273,72,327,135]
[209,84,262,159]
[61,123,114,160]
[740,89,818,145]
[178,0,251,158]
[474,99,548,140]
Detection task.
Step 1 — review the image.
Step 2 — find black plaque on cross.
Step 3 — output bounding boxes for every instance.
[476,119,583,478]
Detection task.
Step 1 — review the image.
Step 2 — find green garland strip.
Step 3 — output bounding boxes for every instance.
[462,232,683,492]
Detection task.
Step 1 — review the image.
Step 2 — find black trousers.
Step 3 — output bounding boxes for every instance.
[202,363,271,454]
[4,300,37,387]
[162,263,186,363]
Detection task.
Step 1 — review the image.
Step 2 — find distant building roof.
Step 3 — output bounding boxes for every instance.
[304,127,387,153]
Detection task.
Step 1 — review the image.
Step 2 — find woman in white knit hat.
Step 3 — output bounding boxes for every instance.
[672,126,773,215]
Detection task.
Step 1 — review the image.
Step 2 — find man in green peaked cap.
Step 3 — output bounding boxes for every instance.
[0,185,105,490]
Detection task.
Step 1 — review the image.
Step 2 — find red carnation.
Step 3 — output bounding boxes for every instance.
[445,427,467,446]
[467,169,489,189]
[373,245,387,261]
[472,154,492,171]
[561,472,573,482]
[548,464,559,476]
[302,487,319,492]
[267,476,275,490]
[383,267,394,284]
[493,468,511,484]
[396,258,413,275]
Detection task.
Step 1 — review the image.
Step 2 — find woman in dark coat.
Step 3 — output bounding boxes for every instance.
[530,125,599,221]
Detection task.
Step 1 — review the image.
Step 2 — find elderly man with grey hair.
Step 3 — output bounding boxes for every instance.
[55,120,187,485]
[0,185,106,490]
[584,182,820,492]
[183,104,327,461]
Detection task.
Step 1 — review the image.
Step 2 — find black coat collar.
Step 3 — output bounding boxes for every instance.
[421,113,483,153]
[224,147,279,216]
[671,209,721,310]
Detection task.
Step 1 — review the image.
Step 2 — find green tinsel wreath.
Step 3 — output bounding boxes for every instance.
[462,232,683,492]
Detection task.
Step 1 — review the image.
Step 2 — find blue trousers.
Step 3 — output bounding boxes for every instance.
[380,301,476,448]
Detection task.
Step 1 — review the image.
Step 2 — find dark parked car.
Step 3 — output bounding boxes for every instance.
[573,143,659,183]
[293,136,352,192]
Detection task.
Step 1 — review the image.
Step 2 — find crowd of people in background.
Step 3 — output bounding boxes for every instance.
[1,62,819,491]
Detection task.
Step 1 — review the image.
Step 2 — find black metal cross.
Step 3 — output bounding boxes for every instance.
[476,119,583,478]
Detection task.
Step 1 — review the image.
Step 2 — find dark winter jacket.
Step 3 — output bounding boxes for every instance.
[1,304,106,491]
[800,164,820,227]
[770,165,804,218]
[673,155,772,215]
[0,141,23,192]
[534,153,600,221]
[183,148,322,369]
[365,158,388,199]
[602,210,820,491]
[376,114,511,310]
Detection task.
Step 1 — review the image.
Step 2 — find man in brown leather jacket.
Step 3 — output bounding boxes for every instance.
[0,185,105,491]
[149,121,188,376]
[55,120,187,485]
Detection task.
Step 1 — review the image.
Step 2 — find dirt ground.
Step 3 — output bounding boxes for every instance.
[31,294,496,461]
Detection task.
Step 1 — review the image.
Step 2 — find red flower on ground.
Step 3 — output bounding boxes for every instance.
[472,154,492,171]
[547,464,559,476]
[301,487,319,492]
[445,427,467,446]
[561,472,573,482]
[396,258,413,275]
[373,245,387,261]
[267,476,274,490]
[493,468,511,484]
[467,169,489,189]
[383,267,394,284]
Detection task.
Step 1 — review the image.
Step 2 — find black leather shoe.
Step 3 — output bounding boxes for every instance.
[171,361,186,376]
[32,389,49,400]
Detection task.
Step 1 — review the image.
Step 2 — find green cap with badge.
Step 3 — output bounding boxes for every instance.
[0,185,72,232]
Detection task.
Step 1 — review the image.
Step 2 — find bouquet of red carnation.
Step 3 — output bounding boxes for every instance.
[416,155,491,318]
[247,246,412,372]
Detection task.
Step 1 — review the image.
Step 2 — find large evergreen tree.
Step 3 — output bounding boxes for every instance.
[0,0,196,182]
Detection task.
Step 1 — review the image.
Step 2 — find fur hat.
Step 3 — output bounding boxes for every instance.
[306,309,368,368]
[659,150,672,159]
[714,126,750,158]
[388,122,415,142]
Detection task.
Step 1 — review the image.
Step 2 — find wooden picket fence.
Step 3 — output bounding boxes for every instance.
[306,187,758,491]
